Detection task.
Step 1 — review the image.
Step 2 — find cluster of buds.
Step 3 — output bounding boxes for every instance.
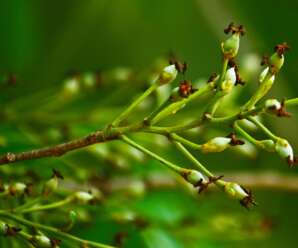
[223,182,256,209]
[265,99,291,117]
[275,139,297,167]
[201,133,244,153]
[221,22,245,59]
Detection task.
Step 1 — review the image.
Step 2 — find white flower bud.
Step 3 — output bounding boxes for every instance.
[275,139,294,162]
[158,65,178,85]
[186,170,207,185]
[221,67,236,93]
[64,78,80,95]
[74,191,94,204]
[224,182,249,200]
[265,99,281,110]
[9,182,27,196]
[201,137,231,153]
[259,67,269,83]
[32,235,52,248]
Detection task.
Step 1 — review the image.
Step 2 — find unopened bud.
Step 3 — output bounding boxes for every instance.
[259,139,275,152]
[221,67,237,93]
[157,65,178,85]
[43,178,58,197]
[224,182,248,200]
[31,235,52,248]
[259,67,269,83]
[185,170,207,186]
[265,99,281,110]
[0,221,8,235]
[201,137,232,153]
[73,191,94,204]
[269,52,284,74]
[9,182,27,196]
[275,139,294,163]
[63,77,80,95]
[221,33,240,59]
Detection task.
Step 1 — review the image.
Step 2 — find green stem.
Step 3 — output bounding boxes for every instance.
[169,133,201,150]
[0,212,115,248]
[121,135,186,174]
[285,97,298,107]
[172,141,225,188]
[112,84,157,126]
[234,121,261,146]
[19,197,73,214]
[247,116,279,141]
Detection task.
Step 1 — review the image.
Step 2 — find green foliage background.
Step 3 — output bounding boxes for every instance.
[0,0,298,247]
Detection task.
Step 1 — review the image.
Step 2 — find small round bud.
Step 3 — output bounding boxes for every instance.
[275,139,294,162]
[157,65,178,85]
[185,170,207,185]
[81,73,96,88]
[224,182,248,200]
[221,33,240,59]
[31,235,52,248]
[259,139,275,152]
[42,177,58,197]
[63,77,80,95]
[265,99,281,110]
[9,182,27,196]
[0,221,8,235]
[73,191,94,204]
[201,137,232,153]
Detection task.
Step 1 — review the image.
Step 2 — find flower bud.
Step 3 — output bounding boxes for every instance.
[31,235,52,248]
[221,67,237,93]
[224,182,248,200]
[269,52,284,74]
[73,191,94,204]
[259,67,269,83]
[259,139,275,152]
[0,221,8,235]
[201,137,232,153]
[63,77,80,95]
[157,65,178,85]
[42,177,58,197]
[185,170,207,186]
[221,33,240,59]
[265,99,281,110]
[9,182,27,196]
[275,139,294,163]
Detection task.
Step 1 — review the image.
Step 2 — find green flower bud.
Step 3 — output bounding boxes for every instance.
[269,52,284,74]
[259,139,275,152]
[63,77,80,95]
[9,182,27,196]
[74,191,94,204]
[157,65,178,85]
[42,177,58,197]
[81,73,96,88]
[31,235,53,248]
[224,182,248,200]
[201,137,232,153]
[275,139,294,163]
[0,221,8,235]
[221,67,237,93]
[221,33,240,59]
[185,170,207,185]
[265,99,281,111]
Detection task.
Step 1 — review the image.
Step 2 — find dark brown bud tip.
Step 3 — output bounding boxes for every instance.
[227,132,245,146]
[52,169,64,180]
[274,42,290,57]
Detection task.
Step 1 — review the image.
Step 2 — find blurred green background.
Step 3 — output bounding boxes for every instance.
[0,0,298,247]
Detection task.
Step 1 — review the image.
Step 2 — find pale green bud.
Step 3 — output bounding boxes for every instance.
[221,67,237,93]
[9,182,27,196]
[31,235,60,248]
[269,53,284,74]
[224,182,248,200]
[275,139,294,162]
[201,137,231,153]
[186,170,207,185]
[265,99,281,110]
[157,65,178,85]
[74,191,94,204]
[221,33,240,59]
[259,139,275,152]
[0,221,8,235]
[63,78,80,95]
[42,177,58,197]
